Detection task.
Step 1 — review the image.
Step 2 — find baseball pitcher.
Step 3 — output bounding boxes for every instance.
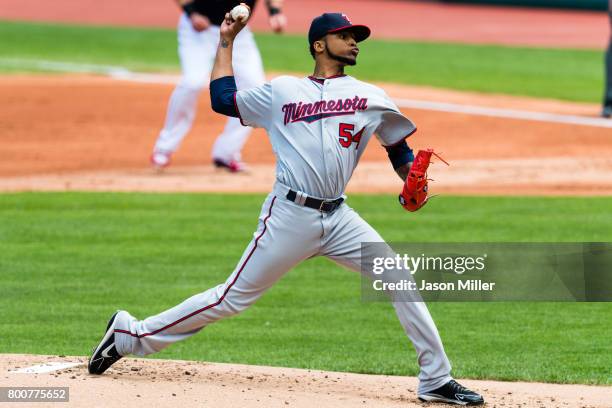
[89,9,485,406]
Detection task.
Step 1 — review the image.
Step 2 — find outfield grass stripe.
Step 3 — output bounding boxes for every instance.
[0,20,604,102]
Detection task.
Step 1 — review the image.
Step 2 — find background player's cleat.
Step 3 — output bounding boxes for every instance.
[602,106,612,118]
[150,151,172,170]
[88,311,124,375]
[213,158,248,173]
[418,379,485,406]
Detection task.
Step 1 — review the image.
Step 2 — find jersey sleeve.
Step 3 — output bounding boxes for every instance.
[234,83,272,129]
[374,92,417,147]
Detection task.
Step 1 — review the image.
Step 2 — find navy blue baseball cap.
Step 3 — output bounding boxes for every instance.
[308,13,371,46]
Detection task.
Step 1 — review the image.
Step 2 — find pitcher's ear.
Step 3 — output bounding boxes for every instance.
[313,40,326,54]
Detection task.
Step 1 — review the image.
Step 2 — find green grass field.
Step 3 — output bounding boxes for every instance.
[0,20,604,102]
[1,193,611,384]
[1,17,610,387]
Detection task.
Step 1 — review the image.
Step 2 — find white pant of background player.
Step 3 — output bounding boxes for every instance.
[153,14,265,163]
[114,181,453,394]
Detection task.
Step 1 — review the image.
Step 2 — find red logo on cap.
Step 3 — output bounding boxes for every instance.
[341,13,352,23]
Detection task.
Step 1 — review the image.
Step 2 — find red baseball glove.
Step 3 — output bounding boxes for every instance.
[399,149,449,212]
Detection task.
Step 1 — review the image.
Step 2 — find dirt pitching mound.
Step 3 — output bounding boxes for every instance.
[2,354,611,408]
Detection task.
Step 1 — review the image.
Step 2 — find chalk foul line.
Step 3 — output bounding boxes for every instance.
[393,98,612,128]
[1,58,610,128]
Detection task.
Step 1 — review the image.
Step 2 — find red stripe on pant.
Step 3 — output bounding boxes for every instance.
[114,196,277,339]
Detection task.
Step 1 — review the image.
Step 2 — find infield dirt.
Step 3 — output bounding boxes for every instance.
[1,75,611,195]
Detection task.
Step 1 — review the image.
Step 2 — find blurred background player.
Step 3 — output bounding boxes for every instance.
[603,0,612,118]
[150,0,287,172]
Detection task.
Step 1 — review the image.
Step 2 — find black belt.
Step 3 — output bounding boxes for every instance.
[286,189,344,213]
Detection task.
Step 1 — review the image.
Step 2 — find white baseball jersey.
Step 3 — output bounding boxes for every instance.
[235,75,417,199]
[116,74,453,395]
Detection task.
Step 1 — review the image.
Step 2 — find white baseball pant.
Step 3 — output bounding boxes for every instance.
[114,182,452,393]
[154,14,266,162]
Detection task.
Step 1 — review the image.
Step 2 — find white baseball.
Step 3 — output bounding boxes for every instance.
[230,4,250,23]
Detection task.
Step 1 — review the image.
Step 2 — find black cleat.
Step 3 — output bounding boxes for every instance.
[602,106,612,119]
[418,379,485,406]
[88,311,123,375]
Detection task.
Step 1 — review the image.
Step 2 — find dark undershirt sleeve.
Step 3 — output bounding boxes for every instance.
[210,76,239,118]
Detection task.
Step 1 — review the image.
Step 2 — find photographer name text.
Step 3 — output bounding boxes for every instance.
[373,279,496,292]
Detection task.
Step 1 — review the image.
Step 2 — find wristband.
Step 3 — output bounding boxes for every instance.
[268,6,281,16]
[182,2,196,16]
[385,140,414,170]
